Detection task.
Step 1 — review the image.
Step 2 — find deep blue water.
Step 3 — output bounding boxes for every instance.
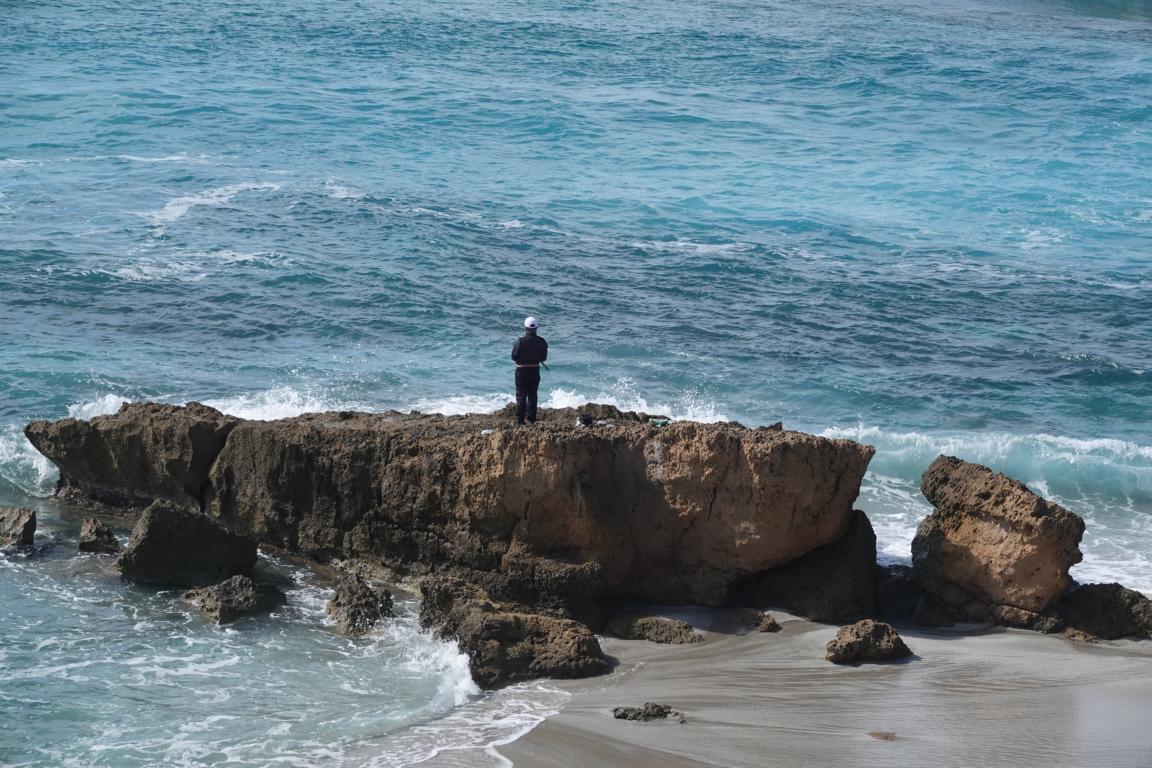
[2,0,1151,763]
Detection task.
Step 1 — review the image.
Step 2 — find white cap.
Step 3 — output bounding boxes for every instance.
[524,316,539,330]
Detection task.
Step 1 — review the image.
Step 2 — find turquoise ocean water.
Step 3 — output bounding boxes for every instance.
[2,0,1151,764]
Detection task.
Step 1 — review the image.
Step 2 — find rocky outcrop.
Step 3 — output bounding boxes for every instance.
[613,703,685,723]
[326,573,394,636]
[27,402,874,611]
[420,578,610,688]
[605,614,704,644]
[825,620,912,664]
[116,500,257,587]
[25,402,238,509]
[1,506,36,548]
[78,517,120,554]
[184,575,286,624]
[913,456,1085,622]
[738,509,878,624]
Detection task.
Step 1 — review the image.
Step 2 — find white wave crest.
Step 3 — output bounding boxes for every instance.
[68,395,129,420]
[203,386,365,421]
[0,426,58,497]
[142,182,281,225]
[414,380,728,423]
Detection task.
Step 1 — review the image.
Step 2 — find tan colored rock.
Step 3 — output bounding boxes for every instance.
[27,403,873,609]
[605,614,704,644]
[25,402,238,509]
[420,578,609,688]
[913,456,1085,617]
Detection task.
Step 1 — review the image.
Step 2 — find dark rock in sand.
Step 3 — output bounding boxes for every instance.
[184,575,286,624]
[739,509,878,624]
[116,500,257,587]
[612,703,684,723]
[825,619,912,664]
[0,506,36,548]
[78,517,120,554]
[326,572,394,636]
[25,402,238,509]
[736,608,781,633]
[914,456,1084,621]
[1053,583,1152,640]
[605,614,704,644]
[421,578,609,688]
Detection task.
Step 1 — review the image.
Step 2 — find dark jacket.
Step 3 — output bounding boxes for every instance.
[512,333,548,365]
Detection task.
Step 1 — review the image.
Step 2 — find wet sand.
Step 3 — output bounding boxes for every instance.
[496,610,1152,768]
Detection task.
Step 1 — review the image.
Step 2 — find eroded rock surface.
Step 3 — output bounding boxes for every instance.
[825,620,912,664]
[913,456,1085,621]
[79,517,120,554]
[605,614,704,644]
[25,402,238,509]
[0,506,36,548]
[326,573,394,636]
[184,575,286,624]
[28,402,873,610]
[739,509,878,623]
[116,500,257,587]
[420,578,610,688]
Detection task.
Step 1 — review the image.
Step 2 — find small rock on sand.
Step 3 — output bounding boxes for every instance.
[826,619,912,664]
[612,703,685,723]
[605,614,703,644]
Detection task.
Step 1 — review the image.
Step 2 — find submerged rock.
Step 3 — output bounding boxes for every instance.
[421,578,609,688]
[913,456,1084,621]
[612,703,685,723]
[0,506,36,548]
[605,614,704,644]
[184,575,286,624]
[825,620,912,664]
[739,509,878,624]
[326,573,394,636]
[116,500,257,587]
[78,517,120,554]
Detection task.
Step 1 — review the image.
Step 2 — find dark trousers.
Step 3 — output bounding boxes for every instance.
[515,366,541,424]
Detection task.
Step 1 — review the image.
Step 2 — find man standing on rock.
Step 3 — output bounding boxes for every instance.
[511,316,548,425]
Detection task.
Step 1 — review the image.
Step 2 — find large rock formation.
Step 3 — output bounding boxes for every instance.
[116,500,258,587]
[27,402,874,610]
[1,506,36,548]
[913,456,1085,622]
[738,509,878,623]
[25,402,238,509]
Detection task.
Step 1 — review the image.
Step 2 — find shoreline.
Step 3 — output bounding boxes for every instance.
[486,610,1152,768]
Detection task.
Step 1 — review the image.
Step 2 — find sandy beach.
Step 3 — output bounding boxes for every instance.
[491,610,1152,768]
